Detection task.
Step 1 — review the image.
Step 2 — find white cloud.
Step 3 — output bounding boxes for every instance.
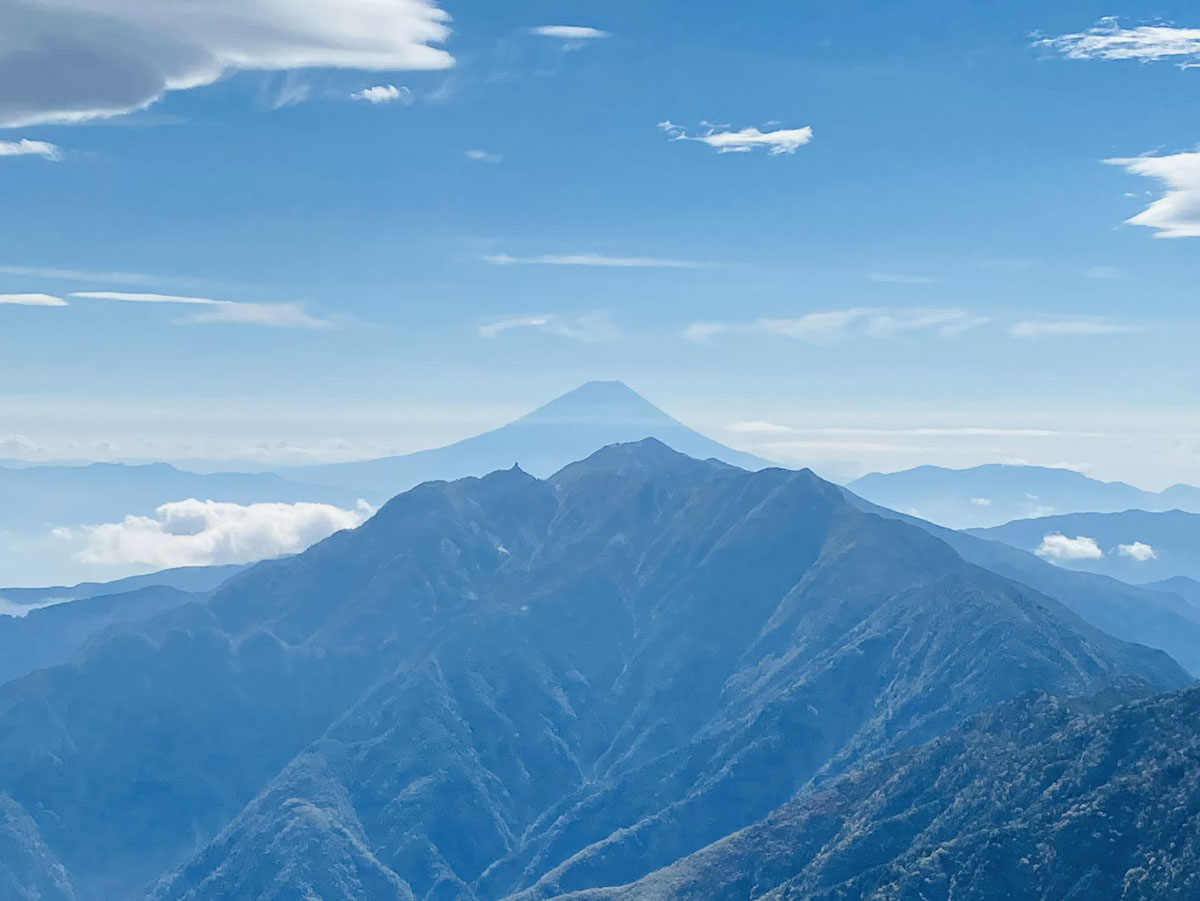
[1036,533,1104,561]
[1117,541,1158,562]
[659,121,813,155]
[687,307,987,343]
[0,139,60,160]
[1037,19,1200,64]
[0,293,67,306]
[75,498,371,568]
[485,252,706,269]
[350,84,411,104]
[531,25,611,47]
[969,497,992,506]
[479,312,616,342]
[466,149,501,163]
[1008,318,1141,337]
[70,291,327,328]
[0,0,453,128]
[726,421,798,435]
[0,264,155,284]
[1106,152,1200,238]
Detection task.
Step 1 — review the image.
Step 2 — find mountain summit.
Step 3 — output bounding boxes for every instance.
[290,381,771,497]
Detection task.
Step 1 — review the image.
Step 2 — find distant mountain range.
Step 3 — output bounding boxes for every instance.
[0,382,769,587]
[0,441,1186,899]
[970,509,1200,585]
[849,463,1200,529]
[287,380,773,497]
[0,462,356,531]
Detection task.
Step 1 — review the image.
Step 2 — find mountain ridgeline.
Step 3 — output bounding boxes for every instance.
[0,441,1186,900]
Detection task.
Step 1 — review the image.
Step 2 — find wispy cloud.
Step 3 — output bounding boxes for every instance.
[659,121,813,155]
[485,252,708,269]
[530,25,611,49]
[1036,18,1200,64]
[466,149,502,163]
[726,421,798,435]
[479,312,617,342]
[70,292,328,328]
[0,0,452,128]
[1106,151,1200,238]
[0,264,156,285]
[350,84,412,104]
[0,293,67,306]
[0,139,60,161]
[1008,318,1141,338]
[1085,266,1124,279]
[685,307,986,343]
[727,424,1096,439]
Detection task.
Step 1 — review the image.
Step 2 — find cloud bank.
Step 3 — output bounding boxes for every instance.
[74,498,371,567]
[0,0,453,127]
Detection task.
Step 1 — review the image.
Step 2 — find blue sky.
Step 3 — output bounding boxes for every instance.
[2,0,1199,485]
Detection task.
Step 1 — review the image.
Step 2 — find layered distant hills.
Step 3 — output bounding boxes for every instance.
[970,509,1200,585]
[0,441,1187,900]
[849,463,1200,529]
[0,382,770,586]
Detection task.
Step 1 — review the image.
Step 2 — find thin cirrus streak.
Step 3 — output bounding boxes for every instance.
[484,252,708,269]
[70,292,328,328]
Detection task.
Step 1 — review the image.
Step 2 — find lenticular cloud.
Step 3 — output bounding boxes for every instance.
[75,498,372,567]
[0,0,453,127]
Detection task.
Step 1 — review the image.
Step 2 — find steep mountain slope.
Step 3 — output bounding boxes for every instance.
[0,796,75,901]
[848,463,1200,529]
[0,443,1185,900]
[970,509,1200,584]
[569,683,1200,900]
[0,585,203,686]
[289,381,771,497]
[843,491,1200,676]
